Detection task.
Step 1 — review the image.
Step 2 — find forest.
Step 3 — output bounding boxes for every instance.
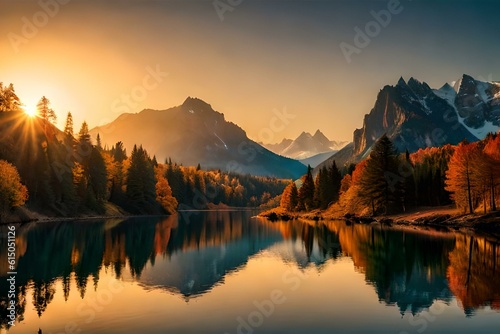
[0,83,287,219]
[2,80,500,220]
[280,133,500,216]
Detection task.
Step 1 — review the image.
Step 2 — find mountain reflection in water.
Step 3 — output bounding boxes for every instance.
[0,211,499,331]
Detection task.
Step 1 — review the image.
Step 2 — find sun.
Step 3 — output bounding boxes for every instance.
[23,105,37,118]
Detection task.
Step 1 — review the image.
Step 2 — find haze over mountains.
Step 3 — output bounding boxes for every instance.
[317,74,499,172]
[89,74,499,180]
[90,97,306,179]
[262,130,348,163]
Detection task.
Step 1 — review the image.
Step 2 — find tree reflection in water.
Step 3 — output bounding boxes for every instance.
[0,213,499,329]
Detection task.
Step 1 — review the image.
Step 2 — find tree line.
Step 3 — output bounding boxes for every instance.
[280,133,500,215]
[0,83,287,218]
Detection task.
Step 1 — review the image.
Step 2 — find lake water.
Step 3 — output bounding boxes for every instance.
[1,211,499,334]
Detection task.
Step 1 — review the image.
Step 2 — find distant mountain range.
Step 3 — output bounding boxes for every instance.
[90,97,306,179]
[317,74,498,172]
[261,130,348,164]
[90,74,499,180]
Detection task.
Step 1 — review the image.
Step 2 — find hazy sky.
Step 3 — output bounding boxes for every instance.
[1,0,499,142]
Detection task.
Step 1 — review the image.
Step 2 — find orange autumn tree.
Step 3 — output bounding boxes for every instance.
[482,133,500,211]
[445,141,481,213]
[339,160,368,214]
[280,181,298,212]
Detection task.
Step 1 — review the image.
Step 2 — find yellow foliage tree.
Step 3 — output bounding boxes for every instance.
[155,165,178,214]
[0,160,28,217]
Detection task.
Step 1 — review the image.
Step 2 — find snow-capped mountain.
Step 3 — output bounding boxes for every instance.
[434,74,500,138]
[262,130,348,160]
[316,75,489,171]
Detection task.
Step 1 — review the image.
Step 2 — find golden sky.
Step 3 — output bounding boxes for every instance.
[1,0,499,143]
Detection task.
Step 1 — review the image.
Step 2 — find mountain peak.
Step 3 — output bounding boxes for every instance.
[408,77,421,86]
[297,131,312,139]
[397,76,407,87]
[313,129,330,143]
[461,73,475,81]
[182,97,213,112]
[439,82,454,91]
[313,129,324,136]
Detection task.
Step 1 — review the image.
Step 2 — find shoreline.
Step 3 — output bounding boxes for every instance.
[259,206,500,237]
[1,204,263,225]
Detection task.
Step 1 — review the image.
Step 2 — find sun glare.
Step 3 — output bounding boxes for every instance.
[23,105,37,118]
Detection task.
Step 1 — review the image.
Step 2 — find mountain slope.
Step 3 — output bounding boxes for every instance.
[299,151,338,168]
[90,97,306,179]
[317,76,483,171]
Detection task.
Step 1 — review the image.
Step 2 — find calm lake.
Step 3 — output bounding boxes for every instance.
[1,211,499,334]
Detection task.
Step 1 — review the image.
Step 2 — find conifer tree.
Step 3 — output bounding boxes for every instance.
[112,141,127,163]
[328,161,342,204]
[96,133,102,150]
[298,165,315,211]
[64,112,74,137]
[0,83,21,112]
[314,166,329,209]
[88,148,107,206]
[37,96,57,124]
[358,134,400,215]
[126,145,157,213]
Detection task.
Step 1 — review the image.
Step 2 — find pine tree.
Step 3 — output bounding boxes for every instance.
[64,112,74,137]
[297,165,315,211]
[328,161,342,204]
[0,83,21,112]
[359,134,401,215]
[96,133,102,150]
[126,145,157,213]
[314,166,329,209]
[37,96,57,124]
[112,141,127,163]
[76,121,92,163]
[78,121,91,143]
[88,148,107,210]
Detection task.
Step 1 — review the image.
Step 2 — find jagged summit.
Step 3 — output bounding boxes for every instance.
[313,129,330,142]
[182,96,212,110]
[315,74,494,172]
[439,82,455,92]
[397,76,407,87]
[262,129,348,161]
